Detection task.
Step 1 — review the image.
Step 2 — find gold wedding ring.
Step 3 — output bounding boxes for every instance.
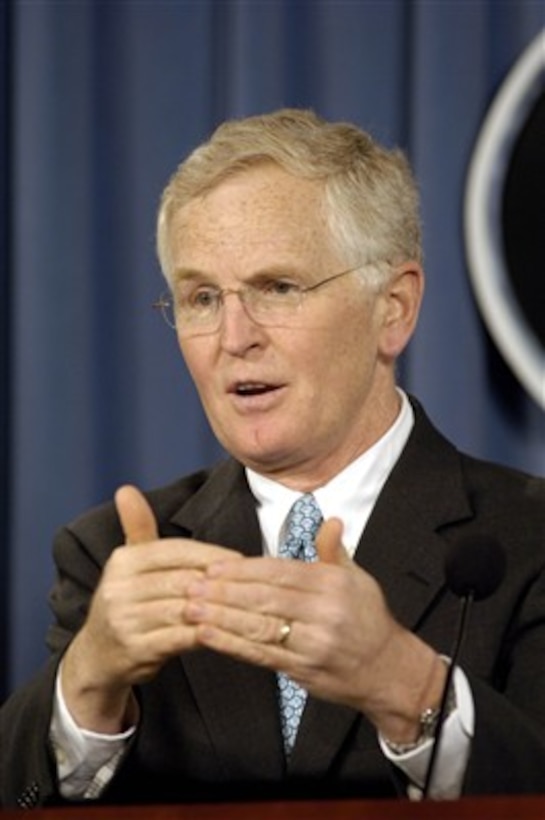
[278,620,292,645]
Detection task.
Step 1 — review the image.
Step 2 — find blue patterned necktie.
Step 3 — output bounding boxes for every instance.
[277,493,323,755]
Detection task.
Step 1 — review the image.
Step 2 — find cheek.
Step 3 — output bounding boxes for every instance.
[296,331,368,410]
[321,319,380,395]
[322,307,375,365]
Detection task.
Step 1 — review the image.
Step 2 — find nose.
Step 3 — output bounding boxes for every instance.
[217,291,266,355]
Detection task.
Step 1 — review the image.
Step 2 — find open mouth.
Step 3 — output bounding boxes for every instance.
[234,383,277,397]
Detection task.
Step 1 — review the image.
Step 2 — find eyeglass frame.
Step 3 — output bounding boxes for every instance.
[152,262,380,336]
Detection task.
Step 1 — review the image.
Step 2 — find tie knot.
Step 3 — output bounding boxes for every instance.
[279,493,323,562]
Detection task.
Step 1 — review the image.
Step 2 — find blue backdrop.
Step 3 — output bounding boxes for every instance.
[1,0,544,699]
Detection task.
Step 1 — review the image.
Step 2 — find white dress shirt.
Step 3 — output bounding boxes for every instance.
[51,390,473,799]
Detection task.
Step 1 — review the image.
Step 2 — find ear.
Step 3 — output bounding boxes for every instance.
[378,262,424,359]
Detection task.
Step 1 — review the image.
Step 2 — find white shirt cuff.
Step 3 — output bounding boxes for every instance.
[50,663,136,798]
[379,665,474,800]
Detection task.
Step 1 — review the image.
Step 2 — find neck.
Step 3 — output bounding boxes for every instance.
[252,389,403,492]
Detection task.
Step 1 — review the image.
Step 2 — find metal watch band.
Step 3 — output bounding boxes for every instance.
[383,685,457,755]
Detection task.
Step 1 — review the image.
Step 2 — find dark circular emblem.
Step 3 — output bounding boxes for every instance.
[464,32,545,410]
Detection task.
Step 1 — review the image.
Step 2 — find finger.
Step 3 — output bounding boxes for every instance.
[117,623,202,678]
[112,540,244,576]
[185,598,287,646]
[191,620,318,692]
[115,484,159,545]
[205,555,322,588]
[316,518,351,566]
[193,621,295,674]
[187,574,314,620]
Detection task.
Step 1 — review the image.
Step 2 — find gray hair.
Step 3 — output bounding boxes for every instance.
[157,109,422,289]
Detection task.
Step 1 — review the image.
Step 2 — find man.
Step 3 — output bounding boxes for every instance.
[1,109,545,808]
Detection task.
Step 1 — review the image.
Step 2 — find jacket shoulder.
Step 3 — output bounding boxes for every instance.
[59,460,234,552]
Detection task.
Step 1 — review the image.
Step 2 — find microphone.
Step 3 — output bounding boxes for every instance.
[444,536,506,602]
[422,536,506,799]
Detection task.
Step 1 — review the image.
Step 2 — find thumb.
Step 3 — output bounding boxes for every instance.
[316,517,352,566]
[115,484,159,545]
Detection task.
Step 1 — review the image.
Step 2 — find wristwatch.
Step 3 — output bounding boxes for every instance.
[383,685,457,755]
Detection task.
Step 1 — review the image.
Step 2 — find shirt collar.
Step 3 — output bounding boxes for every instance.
[246,390,414,557]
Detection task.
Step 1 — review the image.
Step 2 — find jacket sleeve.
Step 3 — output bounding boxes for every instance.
[0,515,117,809]
[463,561,545,794]
[0,655,63,808]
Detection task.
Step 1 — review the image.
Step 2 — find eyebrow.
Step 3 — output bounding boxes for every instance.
[171,268,210,284]
[171,264,310,286]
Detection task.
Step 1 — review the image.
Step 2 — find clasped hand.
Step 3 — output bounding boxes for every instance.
[62,485,443,741]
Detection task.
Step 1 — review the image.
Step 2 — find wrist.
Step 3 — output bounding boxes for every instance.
[382,655,457,755]
[372,640,448,745]
[382,665,456,754]
[61,639,134,734]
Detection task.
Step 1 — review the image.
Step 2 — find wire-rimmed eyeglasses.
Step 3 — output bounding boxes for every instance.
[152,264,366,337]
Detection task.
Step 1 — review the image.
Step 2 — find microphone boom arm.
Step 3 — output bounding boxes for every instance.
[422,591,474,799]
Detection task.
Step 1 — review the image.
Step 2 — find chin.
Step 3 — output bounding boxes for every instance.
[216,415,307,467]
[227,437,295,472]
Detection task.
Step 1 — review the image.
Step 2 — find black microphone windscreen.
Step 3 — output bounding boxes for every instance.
[445,536,506,601]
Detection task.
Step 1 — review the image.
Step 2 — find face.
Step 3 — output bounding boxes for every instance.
[167,165,417,489]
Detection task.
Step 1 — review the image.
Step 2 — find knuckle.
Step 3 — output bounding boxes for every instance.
[107,545,129,573]
[248,615,278,644]
[165,600,186,625]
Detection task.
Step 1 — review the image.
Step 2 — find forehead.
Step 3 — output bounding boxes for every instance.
[168,166,339,273]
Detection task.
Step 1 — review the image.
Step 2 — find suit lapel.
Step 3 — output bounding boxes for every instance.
[289,401,474,776]
[169,461,285,779]
[359,399,473,631]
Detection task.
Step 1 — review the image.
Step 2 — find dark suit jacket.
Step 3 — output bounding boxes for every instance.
[2,400,545,807]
